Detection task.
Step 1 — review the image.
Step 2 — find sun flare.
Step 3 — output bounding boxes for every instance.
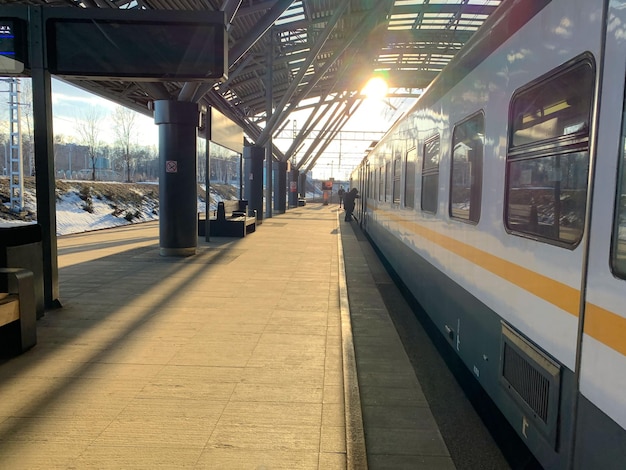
[362,77,388,100]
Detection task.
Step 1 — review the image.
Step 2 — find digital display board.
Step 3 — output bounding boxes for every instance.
[0,19,27,74]
[46,18,227,81]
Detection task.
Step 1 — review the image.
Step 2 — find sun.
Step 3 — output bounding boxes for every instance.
[362,77,388,100]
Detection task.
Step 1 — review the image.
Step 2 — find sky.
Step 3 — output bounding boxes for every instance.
[50,78,159,146]
[269,94,416,181]
[1,76,414,181]
[48,78,414,180]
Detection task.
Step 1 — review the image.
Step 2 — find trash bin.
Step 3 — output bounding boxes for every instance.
[0,224,44,318]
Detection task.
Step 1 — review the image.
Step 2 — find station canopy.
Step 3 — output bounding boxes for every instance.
[0,0,503,176]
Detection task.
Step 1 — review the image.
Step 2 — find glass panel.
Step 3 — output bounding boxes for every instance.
[507,152,588,244]
[612,111,626,277]
[386,161,391,201]
[421,174,438,213]
[209,141,241,185]
[450,113,484,222]
[506,57,593,247]
[422,136,440,213]
[423,136,440,170]
[404,147,417,208]
[393,158,401,204]
[511,62,593,149]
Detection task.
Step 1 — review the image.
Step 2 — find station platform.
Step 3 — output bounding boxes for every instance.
[0,203,507,469]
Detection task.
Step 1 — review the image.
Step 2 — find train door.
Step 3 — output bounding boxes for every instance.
[360,162,369,229]
[572,3,626,466]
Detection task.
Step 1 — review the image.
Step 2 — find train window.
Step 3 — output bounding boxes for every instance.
[450,112,484,223]
[611,94,626,278]
[374,169,378,201]
[506,59,594,246]
[510,63,593,148]
[422,135,440,213]
[393,158,401,204]
[378,167,383,201]
[404,147,417,208]
[385,161,391,202]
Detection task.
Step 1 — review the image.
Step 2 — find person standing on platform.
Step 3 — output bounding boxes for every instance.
[343,188,359,221]
[337,186,345,208]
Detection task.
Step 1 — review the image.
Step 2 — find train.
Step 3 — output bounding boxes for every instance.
[349,0,626,468]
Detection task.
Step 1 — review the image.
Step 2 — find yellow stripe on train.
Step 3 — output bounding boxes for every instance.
[386,211,580,315]
[584,303,626,357]
[375,210,625,356]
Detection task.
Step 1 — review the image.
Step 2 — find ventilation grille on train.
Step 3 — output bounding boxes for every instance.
[500,323,561,447]
[502,342,550,422]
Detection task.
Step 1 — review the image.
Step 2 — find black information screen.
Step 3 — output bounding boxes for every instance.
[47,19,226,81]
[0,19,26,74]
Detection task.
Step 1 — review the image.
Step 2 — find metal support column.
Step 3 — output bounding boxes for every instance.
[243,145,264,223]
[274,161,287,214]
[265,29,274,219]
[30,6,60,308]
[154,100,199,257]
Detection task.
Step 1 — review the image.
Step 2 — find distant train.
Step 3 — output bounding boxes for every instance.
[350,0,626,468]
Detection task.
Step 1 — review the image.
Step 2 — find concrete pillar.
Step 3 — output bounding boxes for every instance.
[243,145,265,223]
[274,161,287,214]
[289,169,299,208]
[154,100,199,257]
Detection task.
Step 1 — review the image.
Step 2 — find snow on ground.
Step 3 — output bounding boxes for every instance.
[0,179,235,236]
[55,190,159,235]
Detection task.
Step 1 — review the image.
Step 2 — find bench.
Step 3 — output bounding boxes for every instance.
[0,268,37,356]
[198,200,257,238]
[0,224,44,318]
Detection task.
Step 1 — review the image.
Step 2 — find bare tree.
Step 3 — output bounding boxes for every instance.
[75,107,103,181]
[112,105,137,182]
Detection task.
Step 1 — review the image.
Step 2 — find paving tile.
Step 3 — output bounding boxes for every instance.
[72,445,204,469]
[319,451,348,470]
[367,454,457,470]
[321,425,347,453]
[154,364,244,383]
[137,380,237,401]
[364,426,451,457]
[218,401,322,427]
[362,404,438,430]
[0,416,111,443]
[168,342,258,368]
[322,403,346,428]
[206,424,321,452]
[240,365,325,386]
[93,416,218,447]
[0,441,84,469]
[231,383,323,403]
[195,449,319,469]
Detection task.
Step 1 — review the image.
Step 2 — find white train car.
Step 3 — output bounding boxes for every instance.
[351,0,626,468]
